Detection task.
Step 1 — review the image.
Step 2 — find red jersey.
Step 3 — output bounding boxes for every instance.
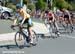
[48,13,53,18]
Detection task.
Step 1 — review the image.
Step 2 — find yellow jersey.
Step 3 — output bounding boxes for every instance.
[19,9,30,19]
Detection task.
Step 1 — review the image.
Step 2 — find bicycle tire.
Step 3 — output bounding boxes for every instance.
[66,23,72,34]
[31,30,38,45]
[15,31,26,47]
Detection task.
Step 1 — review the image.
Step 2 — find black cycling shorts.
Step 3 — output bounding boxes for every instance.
[20,18,32,27]
[49,17,53,20]
[64,15,69,19]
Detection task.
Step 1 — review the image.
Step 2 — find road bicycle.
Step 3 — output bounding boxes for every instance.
[11,23,38,48]
[45,19,60,37]
[60,20,73,34]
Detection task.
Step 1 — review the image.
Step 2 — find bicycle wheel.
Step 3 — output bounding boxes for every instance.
[15,31,26,47]
[31,30,38,45]
[66,23,72,34]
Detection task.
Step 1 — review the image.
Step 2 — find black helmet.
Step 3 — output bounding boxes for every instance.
[16,4,22,9]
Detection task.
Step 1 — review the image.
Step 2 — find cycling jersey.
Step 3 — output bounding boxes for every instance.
[57,11,63,17]
[48,12,53,20]
[63,10,71,19]
[48,13,53,18]
[19,9,30,19]
[15,9,32,27]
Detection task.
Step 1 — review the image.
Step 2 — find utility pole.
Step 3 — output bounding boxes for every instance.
[49,0,53,10]
[21,0,23,6]
[46,0,48,9]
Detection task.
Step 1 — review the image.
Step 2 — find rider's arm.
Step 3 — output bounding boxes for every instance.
[52,14,55,21]
[13,18,17,25]
[21,17,26,26]
[67,11,71,20]
[20,10,26,26]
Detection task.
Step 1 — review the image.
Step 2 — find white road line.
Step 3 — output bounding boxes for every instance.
[0,32,15,41]
[59,34,75,39]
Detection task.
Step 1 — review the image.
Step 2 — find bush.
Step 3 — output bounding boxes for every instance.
[56,0,68,10]
[6,3,16,13]
[35,0,46,10]
[70,2,75,10]
[27,4,35,11]
[68,4,73,10]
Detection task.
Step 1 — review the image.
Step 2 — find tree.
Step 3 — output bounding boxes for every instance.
[23,0,30,5]
[54,0,69,10]
[27,3,35,11]
[35,0,46,10]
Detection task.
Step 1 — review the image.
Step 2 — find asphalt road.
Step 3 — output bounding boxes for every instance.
[0,19,13,34]
[0,35,75,54]
[0,18,44,34]
[0,18,75,54]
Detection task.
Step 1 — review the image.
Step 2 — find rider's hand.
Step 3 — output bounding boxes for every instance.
[11,25,15,30]
[11,25,14,28]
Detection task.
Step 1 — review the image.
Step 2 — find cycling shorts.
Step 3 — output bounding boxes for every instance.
[17,18,32,27]
[49,17,53,20]
[23,18,32,27]
[64,15,69,19]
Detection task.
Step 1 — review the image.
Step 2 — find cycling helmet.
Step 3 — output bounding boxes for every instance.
[16,4,22,9]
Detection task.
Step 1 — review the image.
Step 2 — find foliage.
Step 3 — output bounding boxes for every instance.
[70,2,75,10]
[35,0,46,10]
[27,3,35,11]
[6,3,16,13]
[56,0,68,10]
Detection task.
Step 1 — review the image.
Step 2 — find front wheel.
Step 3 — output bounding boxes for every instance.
[15,31,26,47]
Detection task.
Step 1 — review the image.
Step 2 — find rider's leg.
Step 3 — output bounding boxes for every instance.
[69,19,73,30]
[27,18,33,43]
[27,27,33,43]
[59,17,62,23]
[72,18,74,26]
[69,19,73,27]
[62,18,67,28]
[53,20,59,32]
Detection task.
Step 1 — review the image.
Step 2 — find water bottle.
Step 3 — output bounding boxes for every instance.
[22,29,28,36]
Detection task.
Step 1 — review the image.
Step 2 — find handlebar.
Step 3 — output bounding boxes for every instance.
[11,24,25,31]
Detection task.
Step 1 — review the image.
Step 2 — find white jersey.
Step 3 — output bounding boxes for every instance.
[63,10,71,19]
[57,11,63,17]
[63,10,70,16]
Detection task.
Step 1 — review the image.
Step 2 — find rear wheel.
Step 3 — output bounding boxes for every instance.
[30,30,38,46]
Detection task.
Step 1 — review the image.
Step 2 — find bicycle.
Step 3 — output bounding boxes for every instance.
[11,23,38,48]
[65,21,73,34]
[60,20,73,34]
[45,20,60,37]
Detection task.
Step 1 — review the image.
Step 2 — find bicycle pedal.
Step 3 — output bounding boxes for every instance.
[26,37,31,43]
[71,30,73,33]
[29,43,37,46]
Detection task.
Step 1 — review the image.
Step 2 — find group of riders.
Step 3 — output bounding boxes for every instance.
[43,8,74,33]
[11,4,75,44]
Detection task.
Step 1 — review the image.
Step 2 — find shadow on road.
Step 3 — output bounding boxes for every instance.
[0,45,18,49]
[36,33,60,39]
[0,44,36,49]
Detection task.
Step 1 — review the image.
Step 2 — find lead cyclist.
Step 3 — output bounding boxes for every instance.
[11,4,34,44]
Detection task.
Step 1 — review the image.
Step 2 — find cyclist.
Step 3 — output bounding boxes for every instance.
[70,9,74,26]
[56,9,64,23]
[62,8,73,31]
[48,10,60,34]
[11,4,33,44]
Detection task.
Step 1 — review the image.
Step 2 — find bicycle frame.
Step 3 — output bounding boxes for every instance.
[13,25,29,38]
